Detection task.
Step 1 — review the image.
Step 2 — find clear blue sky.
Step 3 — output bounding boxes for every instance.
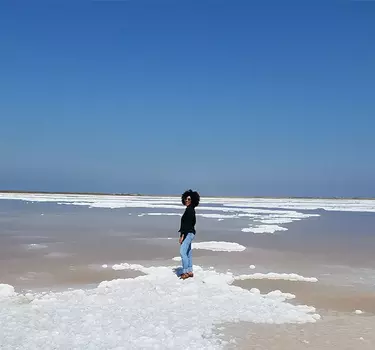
[0,0,374,197]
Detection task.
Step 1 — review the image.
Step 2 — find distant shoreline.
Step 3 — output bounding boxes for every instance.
[0,189,374,200]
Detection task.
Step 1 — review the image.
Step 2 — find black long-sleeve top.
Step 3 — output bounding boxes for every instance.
[178,206,196,238]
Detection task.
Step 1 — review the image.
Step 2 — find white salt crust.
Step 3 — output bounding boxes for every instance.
[0,264,320,349]
[11,193,375,234]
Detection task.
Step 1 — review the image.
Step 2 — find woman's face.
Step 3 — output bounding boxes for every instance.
[184,196,191,206]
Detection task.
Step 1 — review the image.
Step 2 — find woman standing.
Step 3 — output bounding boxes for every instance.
[178,189,200,280]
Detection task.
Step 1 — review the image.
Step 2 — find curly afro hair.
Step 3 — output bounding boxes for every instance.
[181,189,200,208]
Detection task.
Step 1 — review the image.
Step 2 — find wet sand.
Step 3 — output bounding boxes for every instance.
[225,314,375,350]
[233,279,375,314]
[229,279,375,349]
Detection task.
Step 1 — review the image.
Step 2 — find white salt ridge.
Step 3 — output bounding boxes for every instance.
[249,265,256,270]
[242,225,288,234]
[267,290,296,300]
[1,192,374,212]
[235,272,318,283]
[26,244,48,250]
[199,213,238,219]
[219,197,375,213]
[140,212,237,220]
[102,264,108,269]
[18,272,38,281]
[0,193,329,235]
[145,212,180,216]
[0,264,321,349]
[192,241,246,252]
[172,257,181,261]
[254,212,319,225]
[45,252,70,258]
[355,309,364,315]
[0,193,371,213]
[112,262,143,271]
[0,284,15,299]
[257,218,295,224]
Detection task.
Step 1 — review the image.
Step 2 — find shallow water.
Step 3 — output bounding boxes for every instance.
[1,199,375,290]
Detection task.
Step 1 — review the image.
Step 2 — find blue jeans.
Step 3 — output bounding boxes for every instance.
[180,232,195,274]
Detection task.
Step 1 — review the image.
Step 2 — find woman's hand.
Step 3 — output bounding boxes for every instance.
[179,236,184,245]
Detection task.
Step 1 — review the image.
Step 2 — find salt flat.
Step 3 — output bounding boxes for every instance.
[1,193,375,349]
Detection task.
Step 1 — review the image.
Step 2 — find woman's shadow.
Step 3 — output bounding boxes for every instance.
[173,267,183,277]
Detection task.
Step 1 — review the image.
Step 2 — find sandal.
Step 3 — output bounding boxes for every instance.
[188,272,194,278]
[180,273,190,280]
